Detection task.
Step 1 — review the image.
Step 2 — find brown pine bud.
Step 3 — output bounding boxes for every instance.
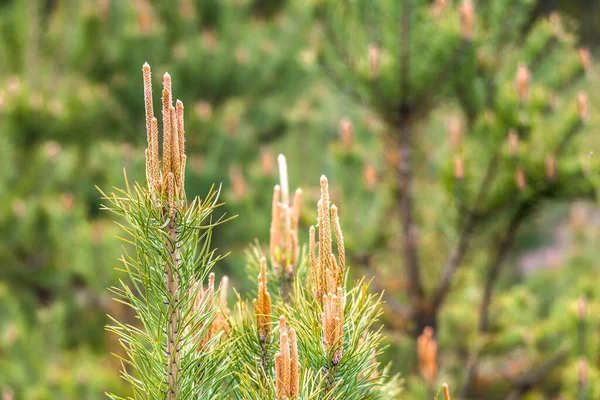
[459,0,475,40]
[545,154,556,180]
[260,146,275,175]
[454,156,464,180]
[331,205,345,285]
[368,43,381,78]
[417,327,437,384]
[443,383,451,400]
[229,166,247,200]
[515,63,531,104]
[339,117,354,149]
[579,48,592,72]
[289,328,299,398]
[432,0,449,18]
[448,116,463,149]
[363,161,378,189]
[516,168,526,190]
[577,91,589,122]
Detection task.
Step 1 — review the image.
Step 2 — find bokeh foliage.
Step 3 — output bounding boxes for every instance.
[0,0,599,399]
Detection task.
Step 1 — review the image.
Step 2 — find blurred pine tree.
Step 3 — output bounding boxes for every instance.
[318,0,600,398]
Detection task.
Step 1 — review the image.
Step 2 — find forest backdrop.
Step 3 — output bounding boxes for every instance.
[1,0,600,399]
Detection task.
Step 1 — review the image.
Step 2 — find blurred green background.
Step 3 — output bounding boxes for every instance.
[1,0,600,398]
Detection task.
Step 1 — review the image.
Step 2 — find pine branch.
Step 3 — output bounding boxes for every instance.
[431,152,500,312]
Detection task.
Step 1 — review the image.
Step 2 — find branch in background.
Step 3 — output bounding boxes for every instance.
[478,199,534,332]
[399,0,412,104]
[411,39,472,119]
[396,118,424,314]
[431,153,500,311]
[462,348,568,399]
[505,348,569,399]
[319,58,367,107]
[320,15,389,110]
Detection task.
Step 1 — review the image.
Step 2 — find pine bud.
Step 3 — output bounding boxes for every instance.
[516,168,526,190]
[432,0,448,18]
[417,327,437,384]
[454,156,464,180]
[195,101,213,121]
[363,161,378,189]
[459,0,475,40]
[448,116,463,149]
[578,47,592,72]
[443,383,451,400]
[339,117,354,149]
[368,43,381,78]
[515,63,531,104]
[545,154,556,180]
[229,166,247,200]
[577,91,589,122]
[278,154,290,206]
[260,146,275,175]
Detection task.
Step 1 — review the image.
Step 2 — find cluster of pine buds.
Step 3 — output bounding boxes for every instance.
[309,176,346,364]
[310,176,345,300]
[185,273,230,350]
[275,316,300,399]
[417,326,438,385]
[253,257,272,343]
[270,155,302,280]
[142,63,187,208]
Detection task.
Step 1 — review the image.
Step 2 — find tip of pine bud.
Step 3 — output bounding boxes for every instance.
[278,154,286,163]
[577,91,589,121]
[295,188,302,195]
[368,44,380,78]
[176,99,184,108]
[459,0,475,40]
[454,156,464,180]
[320,175,328,183]
[163,72,171,80]
[143,62,151,70]
[331,204,338,212]
[443,383,451,400]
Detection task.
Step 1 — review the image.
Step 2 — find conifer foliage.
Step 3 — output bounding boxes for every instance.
[100,64,232,399]
[102,65,402,399]
[319,0,597,396]
[230,156,402,399]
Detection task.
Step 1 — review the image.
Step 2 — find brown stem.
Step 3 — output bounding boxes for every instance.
[507,348,569,399]
[400,0,412,103]
[462,200,535,397]
[479,202,532,332]
[166,210,181,400]
[431,153,500,312]
[396,117,423,312]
